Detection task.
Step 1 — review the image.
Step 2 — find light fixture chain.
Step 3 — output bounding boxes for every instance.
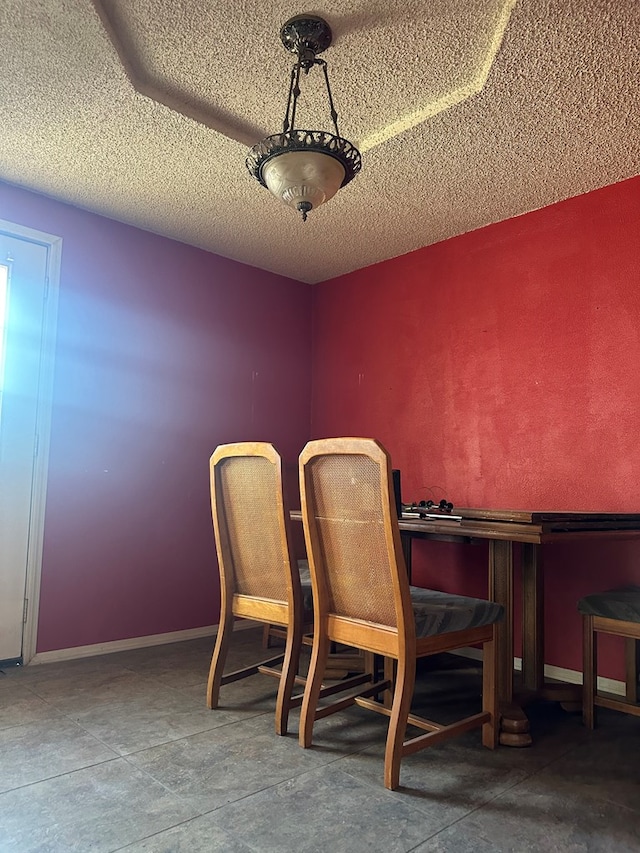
[288,59,303,136]
[282,67,296,134]
[320,60,340,138]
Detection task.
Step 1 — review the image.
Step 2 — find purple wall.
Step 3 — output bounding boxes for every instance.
[1,182,312,652]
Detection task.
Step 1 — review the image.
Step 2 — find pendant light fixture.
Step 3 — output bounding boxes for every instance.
[246,14,362,222]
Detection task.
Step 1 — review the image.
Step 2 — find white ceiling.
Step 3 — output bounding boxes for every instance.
[1,0,638,283]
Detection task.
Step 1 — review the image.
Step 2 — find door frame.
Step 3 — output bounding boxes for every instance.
[0,219,61,664]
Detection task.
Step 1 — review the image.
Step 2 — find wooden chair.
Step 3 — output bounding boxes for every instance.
[207,441,309,735]
[578,585,640,728]
[298,437,504,790]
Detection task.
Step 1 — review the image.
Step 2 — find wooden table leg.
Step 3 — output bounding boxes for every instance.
[626,638,639,703]
[488,540,513,704]
[521,543,544,692]
[488,539,532,746]
[401,532,412,583]
[521,544,582,712]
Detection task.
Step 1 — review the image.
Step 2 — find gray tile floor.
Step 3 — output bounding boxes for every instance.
[1,627,639,852]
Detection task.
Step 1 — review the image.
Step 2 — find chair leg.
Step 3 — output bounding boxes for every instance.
[299,632,330,748]
[482,631,499,749]
[384,656,414,791]
[582,614,596,729]
[274,617,304,736]
[382,656,396,709]
[207,610,234,709]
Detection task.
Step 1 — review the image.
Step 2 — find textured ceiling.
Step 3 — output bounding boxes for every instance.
[1,0,638,283]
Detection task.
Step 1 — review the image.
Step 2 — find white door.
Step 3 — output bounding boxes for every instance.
[0,227,60,664]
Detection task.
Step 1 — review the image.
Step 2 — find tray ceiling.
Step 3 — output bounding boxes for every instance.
[1,0,638,283]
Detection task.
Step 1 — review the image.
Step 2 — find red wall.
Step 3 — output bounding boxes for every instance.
[311,176,640,678]
[1,182,312,652]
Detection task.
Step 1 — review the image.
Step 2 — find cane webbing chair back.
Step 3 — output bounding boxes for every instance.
[207,442,305,735]
[302,451,405,631]
[214,452,291,604]
[299,437,502,790]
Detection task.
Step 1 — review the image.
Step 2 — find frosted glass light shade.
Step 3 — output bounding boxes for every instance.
[261,151,346,215]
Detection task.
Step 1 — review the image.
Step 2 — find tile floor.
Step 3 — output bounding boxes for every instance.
[0,627,639,852]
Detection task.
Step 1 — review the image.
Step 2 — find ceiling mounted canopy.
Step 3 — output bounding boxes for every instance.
[246,14,362,222]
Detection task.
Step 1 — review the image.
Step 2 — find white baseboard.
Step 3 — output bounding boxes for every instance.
[454,648,626,696]
[26,620,259,667]
[26,631,629,698]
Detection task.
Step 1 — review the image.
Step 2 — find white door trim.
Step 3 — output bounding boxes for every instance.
[0,219,61,664]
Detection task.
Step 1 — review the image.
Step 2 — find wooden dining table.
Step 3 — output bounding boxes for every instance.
[291,506,640,746]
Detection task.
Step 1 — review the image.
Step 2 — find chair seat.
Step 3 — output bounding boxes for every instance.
[577,585,640,623]
[410,586,504,638]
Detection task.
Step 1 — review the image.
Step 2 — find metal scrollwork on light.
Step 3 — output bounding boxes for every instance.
[246,130,362,189]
